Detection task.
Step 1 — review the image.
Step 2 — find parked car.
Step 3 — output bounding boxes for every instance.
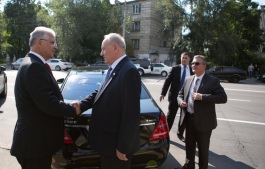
[130,58,151,69]
[88,61,109,69]
[206,66,247,83]
[0,66,7,98]
[46,59,72,71]
[150,63,172,77]
[11,58,24,70]
[52,70,170,169]
[259,73,265,83]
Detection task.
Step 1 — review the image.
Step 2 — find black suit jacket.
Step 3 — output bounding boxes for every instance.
[11,53,76,159]
[79,56,141,157]
[161,65,193,102]
[177,73,227,131]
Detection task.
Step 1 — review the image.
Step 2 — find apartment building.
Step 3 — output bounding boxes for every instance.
[117,0,180,65]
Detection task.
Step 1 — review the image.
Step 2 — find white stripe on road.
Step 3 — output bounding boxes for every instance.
[228,99,251,102]
[217,118,265,126]
[224,88,265,93]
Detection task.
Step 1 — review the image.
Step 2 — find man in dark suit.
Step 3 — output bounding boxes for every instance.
[76,33,141,169]
[160,52,193,141]
[10,26,80,169]
[177,55,227,169]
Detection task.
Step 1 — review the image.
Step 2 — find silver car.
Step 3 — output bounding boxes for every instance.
[11,58,24,70]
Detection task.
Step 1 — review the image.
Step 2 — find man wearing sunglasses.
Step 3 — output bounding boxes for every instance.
[160,52,193,142]
[177,55,227,169]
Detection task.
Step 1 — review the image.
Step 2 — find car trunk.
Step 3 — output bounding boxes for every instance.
[63,99,161,149]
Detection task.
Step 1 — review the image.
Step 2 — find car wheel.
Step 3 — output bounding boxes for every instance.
[161,71,168,77]
[11,65,15,70]
[138,69,144,76]
[231,75,240,83]
[55,65,61,71]
[0,78,7,98]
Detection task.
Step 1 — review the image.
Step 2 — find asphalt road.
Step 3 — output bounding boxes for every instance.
[0,70,265,169]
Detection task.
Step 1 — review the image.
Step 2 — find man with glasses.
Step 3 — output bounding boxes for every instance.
[160,52,193,142]
[10,26,80,169]
[177,55,227,169]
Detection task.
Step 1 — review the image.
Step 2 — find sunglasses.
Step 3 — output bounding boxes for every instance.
[191,62,202,66]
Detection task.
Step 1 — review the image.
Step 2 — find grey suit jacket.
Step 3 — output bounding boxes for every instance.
[177,73,227,131]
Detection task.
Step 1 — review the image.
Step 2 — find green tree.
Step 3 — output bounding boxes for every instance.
[165,0,263,69]
[4,0,45,59]
[47,0,112,64]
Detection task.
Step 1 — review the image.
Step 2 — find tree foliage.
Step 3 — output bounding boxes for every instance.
[4,0,44,59]
[159,0,264,69]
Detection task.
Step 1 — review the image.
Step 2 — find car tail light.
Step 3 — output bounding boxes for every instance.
[64,130,74,144]
[149,113,169,141]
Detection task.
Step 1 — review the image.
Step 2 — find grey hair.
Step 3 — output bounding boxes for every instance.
[104,33,126,51]
[29,26,56,47]
[193,55,207,65]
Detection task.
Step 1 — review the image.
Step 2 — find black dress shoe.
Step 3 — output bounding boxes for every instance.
[177,134,185,142]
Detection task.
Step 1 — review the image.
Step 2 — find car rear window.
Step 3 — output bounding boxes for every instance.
[61,74,150,100]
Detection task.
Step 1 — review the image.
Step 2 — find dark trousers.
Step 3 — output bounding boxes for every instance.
[185,113,212,169]
[16,157,52,169]
[167,100,185,135]
[100,155,132,169]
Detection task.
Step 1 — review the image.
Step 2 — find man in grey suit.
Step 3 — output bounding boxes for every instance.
[177,55,227,169]
[75,33,141,169]
[10,26,80,169]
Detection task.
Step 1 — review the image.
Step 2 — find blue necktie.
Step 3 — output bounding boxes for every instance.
[179,66,186,90]
[105,67,112,82]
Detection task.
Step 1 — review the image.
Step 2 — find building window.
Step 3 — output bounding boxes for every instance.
[131,21,140,32]
[133,4,141,14]
[132,39,140,49]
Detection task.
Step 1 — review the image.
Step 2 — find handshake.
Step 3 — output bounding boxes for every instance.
[72,102,81,116]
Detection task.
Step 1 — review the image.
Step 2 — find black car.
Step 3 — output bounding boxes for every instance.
[52,70,170,169]
[206,66,247,83]
[0,66,7,98]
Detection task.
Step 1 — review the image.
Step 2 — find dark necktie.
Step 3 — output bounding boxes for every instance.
[103,67,112,86]
[45,63,52,74]
[179,66,186,90]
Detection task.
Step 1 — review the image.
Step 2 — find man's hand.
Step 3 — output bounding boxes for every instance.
[179,101,187,108]
[116,149,128,161]
[72,102,81,115]
[193,93,202,100]
[159,95,165,102]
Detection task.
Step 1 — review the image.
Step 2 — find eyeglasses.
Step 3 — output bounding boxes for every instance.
[40,39,57,47]
[191,62,202,66]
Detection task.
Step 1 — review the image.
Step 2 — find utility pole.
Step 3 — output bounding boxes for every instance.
[122,0,127,38]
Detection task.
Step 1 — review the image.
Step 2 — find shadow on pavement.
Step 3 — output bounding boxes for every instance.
[169,140,254,169]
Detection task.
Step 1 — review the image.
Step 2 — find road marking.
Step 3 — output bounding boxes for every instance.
[228,99,251,102]
[176,114,264,126]
[217,118,265,126]
[225,88,265,93]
